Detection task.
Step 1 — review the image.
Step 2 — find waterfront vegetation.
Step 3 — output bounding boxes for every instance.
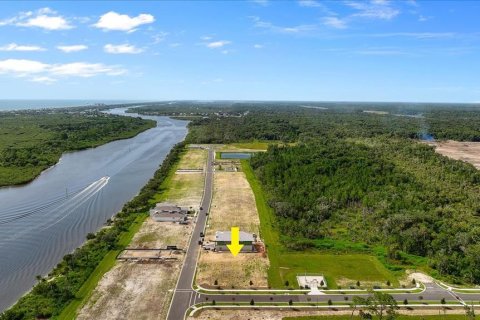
[0,110,155,187]
[0,141,185,320]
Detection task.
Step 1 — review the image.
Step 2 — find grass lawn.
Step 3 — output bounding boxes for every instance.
[177,148,207,169]
[283,316,468,320]
[57,213,147,320]
[278,253,398,289]
[242,161,398,290]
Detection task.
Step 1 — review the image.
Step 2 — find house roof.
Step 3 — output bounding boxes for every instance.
[151,212,186,219]
[215,231,255,242]
[154,202,186,212]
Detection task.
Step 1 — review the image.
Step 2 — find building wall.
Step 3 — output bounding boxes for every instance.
[152,216,182,222]
[215,243,254,252]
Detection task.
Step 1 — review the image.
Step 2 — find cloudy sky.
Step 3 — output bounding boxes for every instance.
[0,1,479,102]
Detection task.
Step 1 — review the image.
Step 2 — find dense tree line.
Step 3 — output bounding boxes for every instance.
[0,142,185,320]
[0,111,155,186]
[250,139,480,284]
[131,101,480,143]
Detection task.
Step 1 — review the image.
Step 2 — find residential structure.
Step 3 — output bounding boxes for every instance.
[150,202,188,222]
[214,231,256,252]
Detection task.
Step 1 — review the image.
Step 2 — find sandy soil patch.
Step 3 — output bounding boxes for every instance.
[197,171,269,288]
[427,140,480,169]
[129,217,192,249]
[178,148,207,169]
[197,251,268,288]
[78,261,181,320]
[190,308,465,320]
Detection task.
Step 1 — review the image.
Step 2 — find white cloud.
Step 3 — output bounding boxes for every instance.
[323,17,347,29]
[0,7,73,30]
[253,44,264,49]
[169,43,181,48]
[30,76,56,84]
[345,1,400,20]
[206,40,231,48]
[0,59,48,74]
[298,0,322,7]
[251,16,315,34]
[0,43,46,52]
[57,45,88,53]
[50,62,125,77]
[94,11,154,32]
[0,59,126,83]
[104,44,144,54]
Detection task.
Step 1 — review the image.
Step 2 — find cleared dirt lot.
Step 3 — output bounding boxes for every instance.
[78,261,181,320]
[197,171,269,288]
[427,140,480,169]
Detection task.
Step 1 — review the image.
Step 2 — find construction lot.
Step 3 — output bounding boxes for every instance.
[196,171,269,289]
[77,147,206,320]
[427,140,480,169]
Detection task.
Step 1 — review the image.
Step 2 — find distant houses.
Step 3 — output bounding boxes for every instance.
[150,202,189,223]
[214,231,257,252]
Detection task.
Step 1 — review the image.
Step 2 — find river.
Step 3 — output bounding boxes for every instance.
[0,108,188,311]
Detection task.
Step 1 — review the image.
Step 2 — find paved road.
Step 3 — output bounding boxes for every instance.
[167,148,214,320]
[167,149,480,319]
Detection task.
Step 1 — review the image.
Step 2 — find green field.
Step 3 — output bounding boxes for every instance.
[278,253,398,289]
[242,161,398,289]
[283,315,468,320]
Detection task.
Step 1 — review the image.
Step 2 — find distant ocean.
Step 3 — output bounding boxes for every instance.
[0,100,145,111]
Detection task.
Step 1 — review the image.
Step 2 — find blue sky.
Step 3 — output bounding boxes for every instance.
[0,0,479,102]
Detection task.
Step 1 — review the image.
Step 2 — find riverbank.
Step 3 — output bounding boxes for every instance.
[0,111,155,187]
[0,140,186,320]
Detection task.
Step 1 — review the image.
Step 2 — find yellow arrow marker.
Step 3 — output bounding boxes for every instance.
[227,227,244,257]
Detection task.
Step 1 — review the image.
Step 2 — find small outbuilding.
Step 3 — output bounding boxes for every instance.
[214,231,257,252]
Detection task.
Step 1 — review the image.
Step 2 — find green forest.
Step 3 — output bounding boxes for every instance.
[129,102,480,285]
[0,110,155,187]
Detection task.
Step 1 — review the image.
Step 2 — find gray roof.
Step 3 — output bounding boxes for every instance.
[154,202,186,212]
[151,212,187,219]
[215,231,255,242]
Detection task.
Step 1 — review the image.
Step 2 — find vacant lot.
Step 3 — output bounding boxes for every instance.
[197,171,269,288]
[77,261,180,320]
[163,172,204,209]
[179,148,207,169]
[278,253,398,289]
[77,220,190,320]
[129,217,192,249]
[427,140,480,169]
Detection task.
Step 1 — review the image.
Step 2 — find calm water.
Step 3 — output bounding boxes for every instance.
[0,108,188,311]
[220,152,252,159]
